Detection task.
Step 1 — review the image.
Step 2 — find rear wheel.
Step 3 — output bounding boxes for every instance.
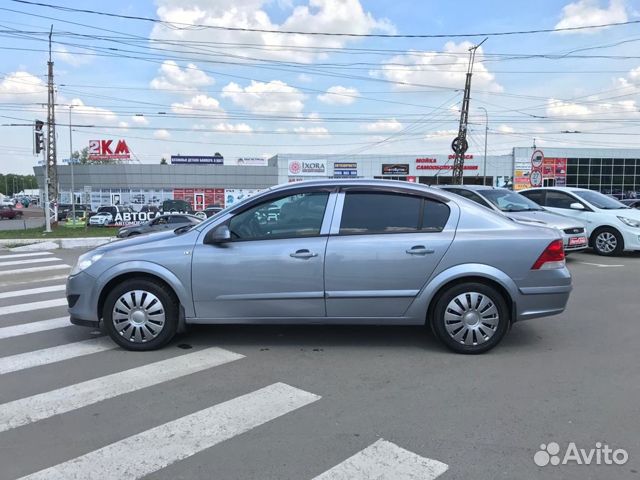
[103,279,178,351]
[591,227,623,256]
[431,282,510,354]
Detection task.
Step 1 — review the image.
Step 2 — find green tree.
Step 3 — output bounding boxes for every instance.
[160,157,168,165]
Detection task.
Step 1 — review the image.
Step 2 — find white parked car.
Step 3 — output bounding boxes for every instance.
[88,212,113,226]
[520,187,640,256]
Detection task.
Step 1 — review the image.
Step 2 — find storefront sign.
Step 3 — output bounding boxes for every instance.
[333,162,358,177]
[382,164,410,175]
[170,155,223,165]
[416,158,437,164]
[88,139,131,160]
[288,160,327,176]
[225,188,262,206]
[416,165,479,170]
[113,211,159,226]
[225,157,268,166]
[447,154,474,160]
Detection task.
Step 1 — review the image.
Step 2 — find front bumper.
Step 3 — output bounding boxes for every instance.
[66,271,101,328]
[620,227,640,251]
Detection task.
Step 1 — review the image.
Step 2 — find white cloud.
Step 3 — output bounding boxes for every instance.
[293,126,330,138]
[297,73,313,83]
[317,85,360,105]
[424,129,457,139]
[118,121,129,129]
[171,94,225,116]
[154,129,171,140]
[222,80,305,114]
[55,46,93,66]
[376,42,503,92]
[555,0,627,33]
[152,0,394,63]
[497,124,515,134]
[69,98,119,124]
[150,60,214,92]
[214,122,253,133]
[131,115,149,125]
[363,118,403,133]
[0,71,46,102]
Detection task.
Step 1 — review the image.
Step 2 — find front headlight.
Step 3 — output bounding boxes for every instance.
[70,252,104,276]
[617,216,640,228]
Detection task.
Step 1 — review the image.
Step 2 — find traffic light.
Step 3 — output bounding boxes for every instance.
[34,120,44,154]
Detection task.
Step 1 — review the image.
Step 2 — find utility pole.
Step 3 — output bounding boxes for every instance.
[46,25,58,224]
[69,105,76,224]
[451,37,487,185]
[479,107,489,185]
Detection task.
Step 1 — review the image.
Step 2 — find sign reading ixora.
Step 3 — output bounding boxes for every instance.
[288,160,327,176]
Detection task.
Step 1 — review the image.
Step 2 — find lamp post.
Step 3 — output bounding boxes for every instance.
[478,107,489,186]
[69,105,76,224]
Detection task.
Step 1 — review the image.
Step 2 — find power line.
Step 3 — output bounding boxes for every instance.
[11,0,640,38]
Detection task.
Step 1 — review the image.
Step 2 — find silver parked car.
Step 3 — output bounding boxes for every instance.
[438,185,588,252]
[67,180,572,354]
[117,214,202,238]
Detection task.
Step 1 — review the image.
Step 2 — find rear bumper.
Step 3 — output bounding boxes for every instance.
[514,268,572,322]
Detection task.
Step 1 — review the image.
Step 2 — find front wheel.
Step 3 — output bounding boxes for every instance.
[591,227,623,256]
[431,282,510,354]
[103,279,178,351]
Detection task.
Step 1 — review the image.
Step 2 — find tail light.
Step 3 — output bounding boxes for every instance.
[532,239,565,270]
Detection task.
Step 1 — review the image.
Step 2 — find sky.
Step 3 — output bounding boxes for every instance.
[2,0,640,174]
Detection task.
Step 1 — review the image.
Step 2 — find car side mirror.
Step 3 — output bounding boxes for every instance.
[570,202,585,210]
[205,225,231,245]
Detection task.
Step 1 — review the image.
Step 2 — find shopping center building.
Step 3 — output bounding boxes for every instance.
[34,146,640,212]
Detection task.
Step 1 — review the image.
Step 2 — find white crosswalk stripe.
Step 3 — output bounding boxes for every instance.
[0,284,65,300]
[0,252,53,259]
[311,439,448,480]
[0,264,69,275]
[18,383,320,480]
[0,274,69,289]
[0,317,71,340]
[0,337,115,375]
[0,257,61,267]
[0,298,67,317]
[0,347,245,433]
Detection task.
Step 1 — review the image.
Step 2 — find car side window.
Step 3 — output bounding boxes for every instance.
[448,188,492,208]
[339,192,448,235]
[168,215,187,224]
[156,217,168,225]
[229,191,329,241]
[521,190,545,205]
[545,191,578,209]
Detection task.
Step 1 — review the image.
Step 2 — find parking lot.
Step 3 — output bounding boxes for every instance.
[0,248,638,480]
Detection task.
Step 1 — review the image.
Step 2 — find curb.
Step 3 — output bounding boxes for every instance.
[0,237,115,250]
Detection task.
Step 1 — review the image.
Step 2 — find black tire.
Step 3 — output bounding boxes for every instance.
[591,227,624,256]
[103,278,178,351]
[430,282,510,354]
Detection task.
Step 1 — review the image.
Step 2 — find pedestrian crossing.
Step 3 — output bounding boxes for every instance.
[0,249,449,479]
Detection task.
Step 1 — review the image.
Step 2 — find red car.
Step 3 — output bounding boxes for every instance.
[0,205,22,219]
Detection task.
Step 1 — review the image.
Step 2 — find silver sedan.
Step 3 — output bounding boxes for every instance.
[67,180,572,354]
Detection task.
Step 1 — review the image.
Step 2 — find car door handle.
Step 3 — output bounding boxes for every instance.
[290,249,318,259]
[406,245,435,255]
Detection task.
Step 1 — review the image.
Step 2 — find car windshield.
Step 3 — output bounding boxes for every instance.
[479,189,543,212]
[574,190,629,209]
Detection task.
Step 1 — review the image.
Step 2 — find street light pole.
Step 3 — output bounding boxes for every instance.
[479,107,489,186]
[69,105,76,224]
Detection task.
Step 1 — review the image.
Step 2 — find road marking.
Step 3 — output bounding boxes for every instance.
[0,274,68,288]
[0,298,67,317]
[0,347,245,433]
[0,284,65,300]
[0,252,53,259]
[0,317,70,340]
[0,337,114,375]
[19,382,319,480]
[0,264,69,275]
[312,439,449,480]
[0,257,61,267]
[574,261,624,268]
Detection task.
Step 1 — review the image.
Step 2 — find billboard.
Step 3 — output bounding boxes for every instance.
[288,159,327,176]
[170,155,223,165]
[225,157,268,166]
[382,164,409,175]
[333,162,358,177]
[88,139,131,160]
[225,188,262,206]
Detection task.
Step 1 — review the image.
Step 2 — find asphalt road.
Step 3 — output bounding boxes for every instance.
[0,247,638,480]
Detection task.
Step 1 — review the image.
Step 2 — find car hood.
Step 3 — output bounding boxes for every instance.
[99,229,178,252]
[507,210,586,229]
[607,207,640,220]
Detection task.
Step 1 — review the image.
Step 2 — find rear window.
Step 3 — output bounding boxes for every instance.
[339,192,449,235]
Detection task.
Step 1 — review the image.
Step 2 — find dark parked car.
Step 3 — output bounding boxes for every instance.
[620,199,640,209]
[0,205,21,219]
[204,204,223,218]
[117,214,202,238]
[58,204,89,221]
